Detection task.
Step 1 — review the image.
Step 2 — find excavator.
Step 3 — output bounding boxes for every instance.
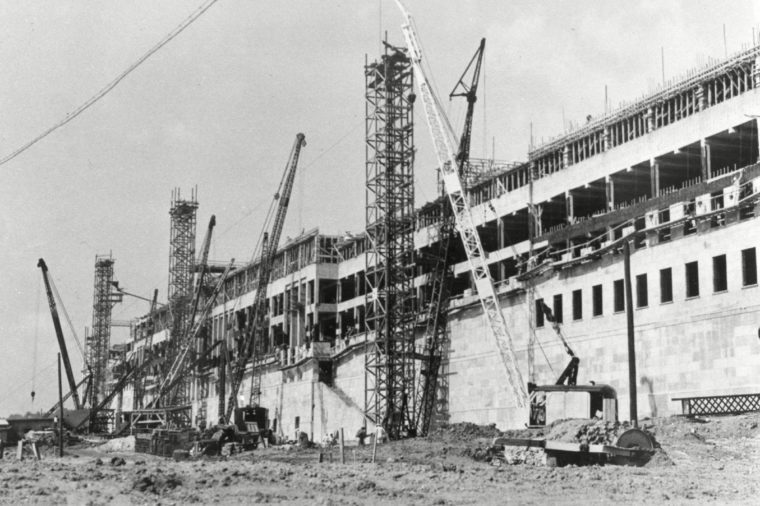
[528,300,616,427]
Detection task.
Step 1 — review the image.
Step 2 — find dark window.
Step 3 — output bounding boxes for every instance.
[713,254,727,292]
[742,248,757,286]
[553,294,563,324]
[636,274,648,308]
[613,279,625,312]
[685,261,700,298]
[572,289,582,320]
[660,268,673,303]
[535,299,545,328]
[592,284,603,316]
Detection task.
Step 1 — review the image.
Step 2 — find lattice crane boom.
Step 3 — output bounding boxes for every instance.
[450,38,485,171]
[225,133,307,421]
[394,0,527,406]
[38,258,83,410]
[152,259,234,407]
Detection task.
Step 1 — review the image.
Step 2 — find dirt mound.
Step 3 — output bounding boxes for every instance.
[430,422,504,441]
[98,435,135,453]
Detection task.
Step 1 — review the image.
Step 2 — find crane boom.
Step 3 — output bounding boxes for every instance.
[450,38,485,172]
[225,133,307,421]
[153,259,235,407]
[189,215,216,329]
[393,0,527,406]
[38,258,83,410]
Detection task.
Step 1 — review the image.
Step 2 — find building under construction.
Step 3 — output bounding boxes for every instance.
[80,34,760,439]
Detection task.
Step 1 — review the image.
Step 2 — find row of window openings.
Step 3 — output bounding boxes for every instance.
[536,247,757,326]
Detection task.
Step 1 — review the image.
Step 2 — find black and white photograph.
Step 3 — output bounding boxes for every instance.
[1,1,759,504]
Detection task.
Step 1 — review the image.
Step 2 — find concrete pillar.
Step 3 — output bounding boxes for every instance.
[562,145,570,168]
[753,57,760,88]
[497,217,506,281]
[606,175,615,211]
[650,159,660,198]
[646,107,654,132]
[603,126,610,151]
[565,191,574,223]
[696,85,706,111]
[756,119,760,162]
[700,139,712,180]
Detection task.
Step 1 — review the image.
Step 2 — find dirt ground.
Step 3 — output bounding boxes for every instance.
[1,412,759,505]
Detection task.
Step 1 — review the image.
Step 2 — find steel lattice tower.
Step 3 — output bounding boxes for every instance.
[167,188,198,404]
[88,255,122,405]
[364,42,416,439]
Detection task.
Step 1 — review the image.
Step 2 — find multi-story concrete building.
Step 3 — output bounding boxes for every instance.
[118,44,760,438]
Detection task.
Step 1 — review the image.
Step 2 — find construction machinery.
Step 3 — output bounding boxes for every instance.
[527,299,616,426]
[394,1,528,408]
[414,39,486,436]
[38,259,84,411]
[224,133,307,422]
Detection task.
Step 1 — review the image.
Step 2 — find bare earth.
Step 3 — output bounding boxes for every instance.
[1,413,759,505]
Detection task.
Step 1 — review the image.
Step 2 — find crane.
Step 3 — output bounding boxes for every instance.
[38,258,83,410]
[224,133,307,422]
[449,38,485,176]
[393,0,528,407]
[189,215,216,329]
[415,38,487,435]
[150,259,235,408]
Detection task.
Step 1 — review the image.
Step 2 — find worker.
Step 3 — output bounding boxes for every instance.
[375,425,387,444]
[356,426,367,446]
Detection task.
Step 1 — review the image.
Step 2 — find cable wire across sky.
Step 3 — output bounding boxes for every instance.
[0,0,222,169]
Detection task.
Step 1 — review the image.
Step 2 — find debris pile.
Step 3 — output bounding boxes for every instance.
[430,422,504,441]
[98,435,135,453]
[546,419,632,445]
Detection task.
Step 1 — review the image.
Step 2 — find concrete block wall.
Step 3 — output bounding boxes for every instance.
[445,218,760,429]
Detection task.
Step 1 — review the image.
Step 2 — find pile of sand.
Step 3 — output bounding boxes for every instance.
[97,435,135,453]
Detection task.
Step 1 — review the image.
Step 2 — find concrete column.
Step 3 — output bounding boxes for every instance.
[565,191,574,223]
[646,107,654,133]
[606,175,615,211]
[700,139,712,180]
[756,119,760,162]
[696,85,706,111]
[562,145,570,168]
[753,57,760,88]
[650,159,660,198]
[603,126,610,151]
[497,217,506,281]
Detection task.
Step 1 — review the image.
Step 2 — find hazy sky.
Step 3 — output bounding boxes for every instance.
[1,1,758,416]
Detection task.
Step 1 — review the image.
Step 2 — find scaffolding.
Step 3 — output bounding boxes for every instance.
[166,188,198,405]
[364,42,416,439]
[88,254,122,406]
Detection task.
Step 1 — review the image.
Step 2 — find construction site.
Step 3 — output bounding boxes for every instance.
[2,1,760,504]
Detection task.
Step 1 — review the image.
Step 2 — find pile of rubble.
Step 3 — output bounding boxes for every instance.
[430,422,504,441]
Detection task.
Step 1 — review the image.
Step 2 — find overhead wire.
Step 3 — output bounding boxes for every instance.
[0,0,222,168]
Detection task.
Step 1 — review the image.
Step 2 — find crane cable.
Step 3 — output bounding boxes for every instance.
[48,275,87,365]
[0,0,222,169]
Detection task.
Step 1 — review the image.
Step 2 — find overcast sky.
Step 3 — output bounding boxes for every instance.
[1,1,758,416]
